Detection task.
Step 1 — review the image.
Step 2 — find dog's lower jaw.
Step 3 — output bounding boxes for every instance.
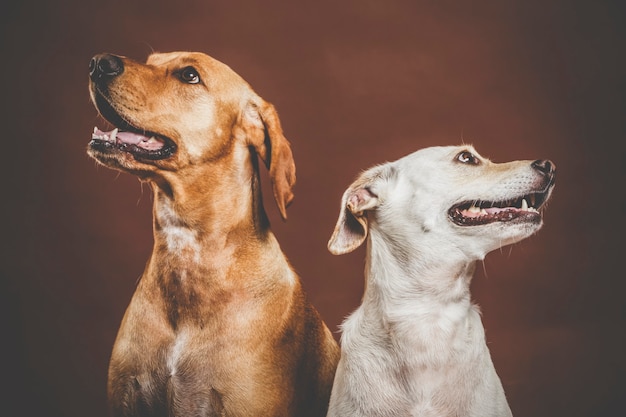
[449,219,544,262]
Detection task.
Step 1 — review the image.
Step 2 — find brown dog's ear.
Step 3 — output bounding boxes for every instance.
[243,100,296,221]
[327,186,379,255]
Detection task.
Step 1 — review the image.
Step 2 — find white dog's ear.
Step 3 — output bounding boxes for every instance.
[328,184,379,255]
[242,99,296,221]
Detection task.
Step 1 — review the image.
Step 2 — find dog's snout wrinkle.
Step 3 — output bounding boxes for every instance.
[89,53,124,81]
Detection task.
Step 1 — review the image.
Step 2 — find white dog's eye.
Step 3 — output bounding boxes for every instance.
[456,151,480,165]
[179,66,201,84]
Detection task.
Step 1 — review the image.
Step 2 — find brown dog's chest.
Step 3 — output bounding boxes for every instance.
[156,268,232,329]
[108,283,274,416]
[108,226,310,415]
[109,330,226,416]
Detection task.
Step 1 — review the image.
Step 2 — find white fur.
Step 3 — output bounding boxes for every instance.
[327,145,555,417]
[155,197,203,264]
[167,328,189,377]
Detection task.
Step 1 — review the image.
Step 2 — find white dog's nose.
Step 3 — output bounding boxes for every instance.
[532,159,556,178]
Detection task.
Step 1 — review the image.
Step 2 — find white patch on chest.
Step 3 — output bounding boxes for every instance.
[157,200,202,263]
[167,329,190,376]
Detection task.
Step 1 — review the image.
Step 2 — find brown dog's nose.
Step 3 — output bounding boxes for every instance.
[531,159,556,178]
[89,54,124,82]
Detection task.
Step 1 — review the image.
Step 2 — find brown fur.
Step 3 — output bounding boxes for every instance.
[87,51,339,417]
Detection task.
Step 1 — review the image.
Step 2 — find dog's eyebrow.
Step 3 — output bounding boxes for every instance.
[149,55,201,68]
[175,58,202,67]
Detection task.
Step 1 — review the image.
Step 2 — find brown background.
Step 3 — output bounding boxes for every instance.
[2,0,624,416]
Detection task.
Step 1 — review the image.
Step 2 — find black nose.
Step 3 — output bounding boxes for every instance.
[532,159,556,177]
[89,54,124,81]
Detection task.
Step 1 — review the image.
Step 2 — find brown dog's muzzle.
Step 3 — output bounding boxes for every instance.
[88,54,178,162]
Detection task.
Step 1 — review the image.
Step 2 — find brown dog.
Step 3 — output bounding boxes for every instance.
[87,51,339,417]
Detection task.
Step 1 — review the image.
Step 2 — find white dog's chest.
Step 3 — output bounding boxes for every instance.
[332,308,505,417]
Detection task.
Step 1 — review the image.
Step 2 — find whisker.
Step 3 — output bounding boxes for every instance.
[137,180,145,206]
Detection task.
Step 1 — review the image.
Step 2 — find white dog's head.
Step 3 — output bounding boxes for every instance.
[328,145,556,261]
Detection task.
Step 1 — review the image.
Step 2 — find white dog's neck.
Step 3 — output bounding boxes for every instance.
[364,229,475,306]
[358,228,482,361]
[336,229,508,416]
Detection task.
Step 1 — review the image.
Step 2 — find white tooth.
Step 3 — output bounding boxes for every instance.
[480,209,488,215]
[93,126,98,134]
[521,198,528,210]
[110,128,118,142]
[468,206,480,213]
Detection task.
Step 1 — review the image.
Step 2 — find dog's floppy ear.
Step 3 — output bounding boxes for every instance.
[327,183,379,255]
[243,99,296,221]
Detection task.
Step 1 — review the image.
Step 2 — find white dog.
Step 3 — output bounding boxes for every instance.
[326,145,555,417]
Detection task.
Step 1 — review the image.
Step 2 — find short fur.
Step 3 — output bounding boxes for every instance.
[327,145,555,417]
[87,51,339,417]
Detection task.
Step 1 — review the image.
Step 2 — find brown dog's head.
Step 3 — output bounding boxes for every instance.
[87,51,295,220]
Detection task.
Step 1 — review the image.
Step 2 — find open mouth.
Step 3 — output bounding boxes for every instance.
[89,90,176,160]
[448,191,549,226]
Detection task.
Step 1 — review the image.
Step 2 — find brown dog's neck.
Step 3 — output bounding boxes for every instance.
[151,147,270,241]
[145,147,280,279]
[141,151,292,328]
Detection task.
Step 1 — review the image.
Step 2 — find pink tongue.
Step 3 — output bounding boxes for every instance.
[95,128,165,151]
[117,131,149,145]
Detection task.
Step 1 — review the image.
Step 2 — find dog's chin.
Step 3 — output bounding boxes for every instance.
[87,145,160,176]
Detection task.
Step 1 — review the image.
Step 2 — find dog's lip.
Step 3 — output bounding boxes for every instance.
[448,190,550,226]
[90,127,177,160]
[89,126,177,161]
[89,89,177,160]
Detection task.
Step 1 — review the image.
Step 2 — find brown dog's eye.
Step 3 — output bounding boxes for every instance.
[179,66,200,84]
[456,151,480,165]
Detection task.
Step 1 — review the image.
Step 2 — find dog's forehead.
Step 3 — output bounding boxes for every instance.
[145,52,233,75]
[146,51,215,67]
[401,145,481,165]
